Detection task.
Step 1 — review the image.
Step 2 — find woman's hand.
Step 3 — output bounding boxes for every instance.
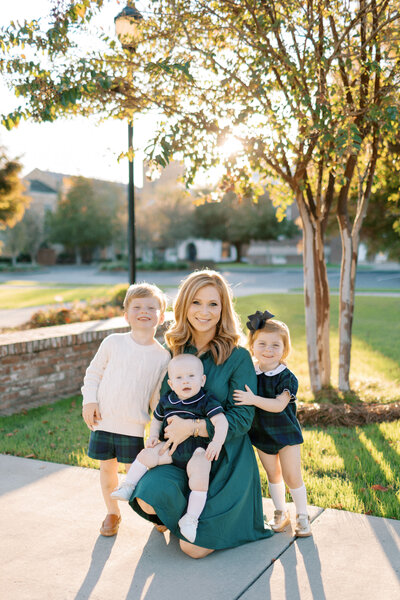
[233,385,257,406]
[160,415,193,455]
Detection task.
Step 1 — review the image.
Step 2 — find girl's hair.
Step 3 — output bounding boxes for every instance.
[248,319,291,362]
[123,282,167,314]
[165,270,242,365]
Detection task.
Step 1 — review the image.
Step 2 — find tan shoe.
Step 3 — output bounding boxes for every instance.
[268,509,291,532]
[154,523,167,533]
[295,513,312,537]
[100,514,121,537]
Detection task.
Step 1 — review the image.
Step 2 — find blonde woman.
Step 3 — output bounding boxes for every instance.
[129,270,273,558]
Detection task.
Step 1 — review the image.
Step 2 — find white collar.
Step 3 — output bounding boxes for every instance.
[255,363,287,377]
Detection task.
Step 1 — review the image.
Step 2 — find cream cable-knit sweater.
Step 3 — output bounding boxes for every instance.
[81,332,170,437]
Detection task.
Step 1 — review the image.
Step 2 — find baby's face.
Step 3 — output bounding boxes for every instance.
[168,358,206,400]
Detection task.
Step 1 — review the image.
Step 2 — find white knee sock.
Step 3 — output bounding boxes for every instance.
[186,491,207,520]
[268,480,287,512]
[124,460,148,485]
[289,484,308,515]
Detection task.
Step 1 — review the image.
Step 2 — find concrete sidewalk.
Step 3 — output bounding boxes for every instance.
[1,455,399,599]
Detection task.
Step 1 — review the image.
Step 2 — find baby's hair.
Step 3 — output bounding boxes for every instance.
[248,318,291,362]
[123,282,167,314]
[167,353,204,377]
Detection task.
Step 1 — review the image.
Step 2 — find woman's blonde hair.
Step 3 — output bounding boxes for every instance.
[248,319,291,362]
[165,270,242,364]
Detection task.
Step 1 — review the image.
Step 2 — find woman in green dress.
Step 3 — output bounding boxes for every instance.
[129,270,273,558]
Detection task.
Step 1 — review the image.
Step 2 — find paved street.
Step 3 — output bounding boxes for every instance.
[1,264,400,290]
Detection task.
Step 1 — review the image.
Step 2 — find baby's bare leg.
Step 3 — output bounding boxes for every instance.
[137,442,173,469]
[186,447,212,491]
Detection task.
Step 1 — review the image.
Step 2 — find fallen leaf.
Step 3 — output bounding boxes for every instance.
[50,443,56,448]
[42,420,49,424]
[6,432,14,437]
[364,510,373,515]
[360,488,366,492]
[24,454,36,458]
[371,484,389,492]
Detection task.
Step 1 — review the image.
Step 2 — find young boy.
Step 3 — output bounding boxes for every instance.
[111,353,229,544]
[81,283,170,537]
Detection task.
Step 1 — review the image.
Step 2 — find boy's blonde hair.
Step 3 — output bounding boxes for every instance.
[165,270,242,365]
[248,319,291,362]
[123,282,167,314]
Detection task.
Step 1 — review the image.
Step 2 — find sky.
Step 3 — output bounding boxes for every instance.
[0,1,151,186]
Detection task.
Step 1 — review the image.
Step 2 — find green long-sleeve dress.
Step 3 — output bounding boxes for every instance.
[129,344,273,550]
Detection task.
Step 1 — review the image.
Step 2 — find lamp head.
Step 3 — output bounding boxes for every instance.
[114,3,143,50]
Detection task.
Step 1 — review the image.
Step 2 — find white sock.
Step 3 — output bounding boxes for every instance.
[124,460,148,486]
[186,491,207,520]
[268,480,287,512]
[289,484,308,515]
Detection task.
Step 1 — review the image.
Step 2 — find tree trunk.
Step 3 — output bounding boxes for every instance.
[75,248,82,265]
[296,190,331,392]
[337,224,357,391]
[337,143,378,391]
[234,242,242,263]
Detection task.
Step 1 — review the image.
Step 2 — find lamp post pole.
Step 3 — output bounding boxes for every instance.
[128,121,135,284]
[114,2,143,284]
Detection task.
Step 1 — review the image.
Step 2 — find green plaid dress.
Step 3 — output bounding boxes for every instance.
[249,364,303,454]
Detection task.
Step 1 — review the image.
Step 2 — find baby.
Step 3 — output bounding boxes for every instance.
[112,353,229,543]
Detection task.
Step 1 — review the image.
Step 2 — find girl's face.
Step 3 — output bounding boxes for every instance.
[187,285,222,338]
[252,330,285,371]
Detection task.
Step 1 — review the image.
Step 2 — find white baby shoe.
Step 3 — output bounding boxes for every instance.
[111,481,135,502]
[178,513,199,543]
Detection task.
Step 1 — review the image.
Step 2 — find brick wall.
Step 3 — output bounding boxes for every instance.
[0,317,170,416]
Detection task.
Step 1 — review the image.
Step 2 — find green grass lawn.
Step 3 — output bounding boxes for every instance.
[1,395,398,519]
[0,282,119,309]
[235,294,400,404]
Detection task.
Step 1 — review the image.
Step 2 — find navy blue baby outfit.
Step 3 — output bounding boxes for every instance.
[153,388,224,468]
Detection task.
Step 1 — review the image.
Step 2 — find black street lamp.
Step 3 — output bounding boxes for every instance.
[114,3,143,284]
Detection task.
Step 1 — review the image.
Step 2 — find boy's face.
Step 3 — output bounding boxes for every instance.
[168,358,206,400]
[124,295,164,332]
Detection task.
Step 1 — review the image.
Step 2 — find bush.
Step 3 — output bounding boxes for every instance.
[109,284,129,307]
[25,301,123,329]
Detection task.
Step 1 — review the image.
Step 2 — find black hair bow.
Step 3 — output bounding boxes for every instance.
[246,310,275,332]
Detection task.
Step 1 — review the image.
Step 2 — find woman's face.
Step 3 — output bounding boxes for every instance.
[187,284,222,337]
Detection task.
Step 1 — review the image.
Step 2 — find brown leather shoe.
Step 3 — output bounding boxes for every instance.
[154,523,167,533]
[100,514,121,537]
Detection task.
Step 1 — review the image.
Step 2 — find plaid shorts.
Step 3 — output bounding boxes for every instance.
[88,430,144,464]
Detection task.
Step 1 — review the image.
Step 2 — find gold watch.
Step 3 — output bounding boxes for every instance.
[193,418,201,437]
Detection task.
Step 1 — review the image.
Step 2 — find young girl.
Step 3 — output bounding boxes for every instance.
[233,310,311,537]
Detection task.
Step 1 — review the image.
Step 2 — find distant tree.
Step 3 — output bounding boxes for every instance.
[47,177,116,263]
[0,149,30,229]
[194,192,298,262]
[136,183,195,257]
[2,209,43,265]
